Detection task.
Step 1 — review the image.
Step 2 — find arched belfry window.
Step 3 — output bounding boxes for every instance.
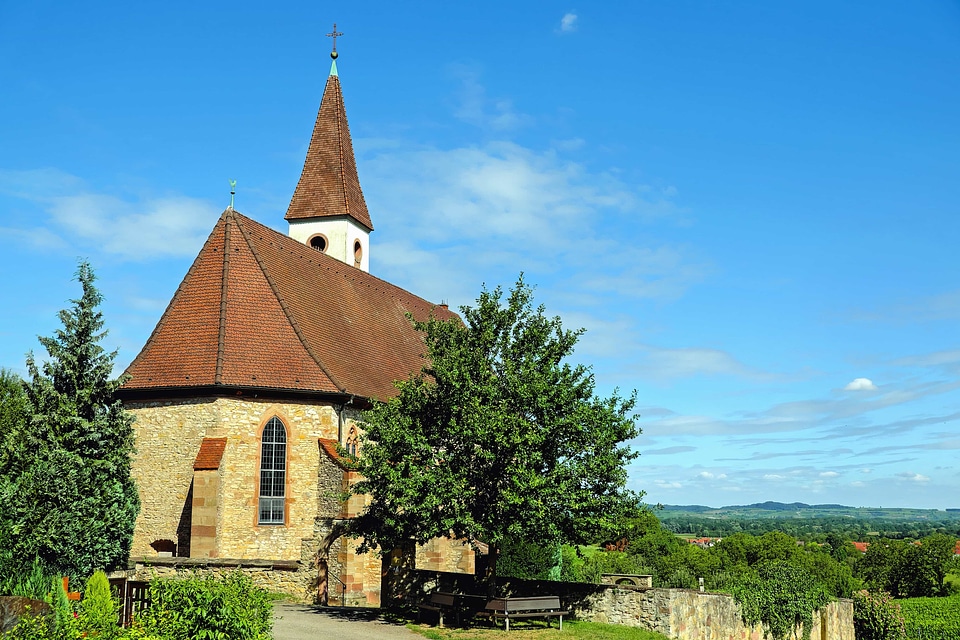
[259,416,287,525]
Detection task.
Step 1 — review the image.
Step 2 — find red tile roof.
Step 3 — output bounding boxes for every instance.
[194,437,227,470]
[319,438,349,469]
[852,541,869,553]
[122,209,456,401]
[285,68,373,231]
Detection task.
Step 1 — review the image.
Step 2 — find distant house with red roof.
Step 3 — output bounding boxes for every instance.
[117,50,472,607]
[852,541,869,553]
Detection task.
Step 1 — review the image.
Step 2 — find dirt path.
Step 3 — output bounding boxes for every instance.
[272,603,422,640]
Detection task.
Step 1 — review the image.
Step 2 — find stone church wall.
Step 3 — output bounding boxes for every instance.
[127,395,477,605]
[127,395,342,560]
[126,397,219,557]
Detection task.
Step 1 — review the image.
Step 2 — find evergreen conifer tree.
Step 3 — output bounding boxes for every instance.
[0,262,139,579]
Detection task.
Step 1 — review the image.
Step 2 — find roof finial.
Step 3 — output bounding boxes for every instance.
[326,23,343,60]
[229,179,236,209]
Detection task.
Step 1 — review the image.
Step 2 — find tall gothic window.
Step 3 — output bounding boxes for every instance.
[259,416,287,525]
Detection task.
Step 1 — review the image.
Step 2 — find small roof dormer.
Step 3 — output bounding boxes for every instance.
[286,33,373,272]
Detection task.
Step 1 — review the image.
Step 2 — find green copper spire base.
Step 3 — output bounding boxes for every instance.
[330,59,338,77]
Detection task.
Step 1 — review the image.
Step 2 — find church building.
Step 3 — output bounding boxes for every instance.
[117,46,475,605]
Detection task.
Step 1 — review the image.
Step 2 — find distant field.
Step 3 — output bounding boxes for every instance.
[659,502,960,521]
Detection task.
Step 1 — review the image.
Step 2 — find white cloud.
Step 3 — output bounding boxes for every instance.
[48,193,218,260]
[558,13,578,33]
[896,472,930,483]
[845,377,878,391]
[0,169,219,261]
[819,471,840,478]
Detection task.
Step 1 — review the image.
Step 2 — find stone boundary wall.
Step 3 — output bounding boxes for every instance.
[401,570,854,640]
[127,557,314,601]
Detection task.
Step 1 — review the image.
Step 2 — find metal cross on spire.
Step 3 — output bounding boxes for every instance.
[326,23,343,59]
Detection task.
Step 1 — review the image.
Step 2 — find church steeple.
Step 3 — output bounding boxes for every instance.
[286,30,373,272]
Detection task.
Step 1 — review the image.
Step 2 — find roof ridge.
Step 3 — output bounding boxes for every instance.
[215,213,233,385]
[123,210,229,381]
[232,214,347,393]
[333,77,350,220]
[241,211,450,313]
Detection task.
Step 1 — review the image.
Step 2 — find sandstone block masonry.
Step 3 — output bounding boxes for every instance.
[126,396,341,561]
[575,588,853,640]
[126,395,474,604]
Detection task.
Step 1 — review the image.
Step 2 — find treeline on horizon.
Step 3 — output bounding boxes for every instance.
[658,503,960,540]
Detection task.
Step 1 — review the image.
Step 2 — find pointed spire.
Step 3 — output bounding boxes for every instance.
[284,39,373,230]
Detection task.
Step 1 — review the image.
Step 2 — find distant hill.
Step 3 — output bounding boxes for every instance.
[659,502,960,521]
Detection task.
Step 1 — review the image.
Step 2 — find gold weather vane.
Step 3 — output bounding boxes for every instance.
[229,179,236,209]
[326,23,343,59]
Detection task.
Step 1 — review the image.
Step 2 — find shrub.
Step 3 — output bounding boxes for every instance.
[499,539,561,581]
[853,590,907,640]
[45,576,74,633]
[0,560,53,600]
[79,571,119,639]
[731,561,830,640]
[136,572,272,640]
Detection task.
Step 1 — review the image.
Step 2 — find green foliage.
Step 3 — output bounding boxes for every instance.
[351,277,643,573]
[79,571,119,639]
[559,545,587,583]
[852,590,907,640]
[46,575,74,633]
[0,559,53,599]
[498,539,562,581]
[899,594,960,640]
[856,536,956,598]
[580,550,648,584]
[0,262,139,580]
[731,561,829,640]
[2,609,59,640]
[137,572,272,640]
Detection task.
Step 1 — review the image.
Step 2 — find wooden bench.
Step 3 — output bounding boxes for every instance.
[418,591,457,627]
[479,595,569,631]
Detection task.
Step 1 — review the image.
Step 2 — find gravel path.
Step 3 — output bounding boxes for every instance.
[272,603,422,640]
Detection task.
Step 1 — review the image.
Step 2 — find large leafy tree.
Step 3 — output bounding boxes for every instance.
[350,277,643,579]
[0,262,139,579]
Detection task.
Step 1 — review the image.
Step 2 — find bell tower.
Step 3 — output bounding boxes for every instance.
[285,26,373,272]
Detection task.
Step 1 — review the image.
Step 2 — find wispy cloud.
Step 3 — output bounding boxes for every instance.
[360,137,698,314]
[557,13,578,34]
[450,66,532,131]
[0,168,218,260]
[644,446,697,456]
[896,472,930,483]
[850,288,960,323]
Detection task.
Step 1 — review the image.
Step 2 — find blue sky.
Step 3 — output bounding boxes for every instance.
[2,1,958,509]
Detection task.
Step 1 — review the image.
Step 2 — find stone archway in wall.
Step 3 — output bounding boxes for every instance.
[316,521,349,605]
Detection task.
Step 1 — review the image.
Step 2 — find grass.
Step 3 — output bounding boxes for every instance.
[407,619,672,640]
[945,572,960,591]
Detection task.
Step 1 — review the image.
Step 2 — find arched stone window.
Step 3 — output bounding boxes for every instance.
[353,240,362,267]
[346,426,359,456]
[259,416,287,525]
